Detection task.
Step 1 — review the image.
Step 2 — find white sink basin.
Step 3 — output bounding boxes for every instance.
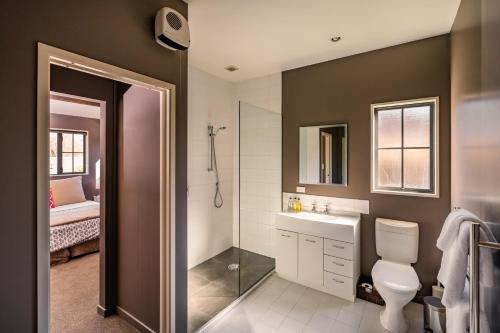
[291,211,337,222]
[275,211,360,242]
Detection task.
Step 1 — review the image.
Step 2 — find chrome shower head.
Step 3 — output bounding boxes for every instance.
[215,126,227,134]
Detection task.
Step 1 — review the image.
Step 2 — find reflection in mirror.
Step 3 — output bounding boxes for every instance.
[299,124,347,185]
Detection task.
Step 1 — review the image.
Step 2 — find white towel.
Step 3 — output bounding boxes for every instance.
[436,209,496,333]
[436,208,495,252]
[446,282,490,333]
[437,222,494,306]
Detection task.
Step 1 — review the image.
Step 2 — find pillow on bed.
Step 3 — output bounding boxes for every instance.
[50,176,86,206]
[49,188,55,208]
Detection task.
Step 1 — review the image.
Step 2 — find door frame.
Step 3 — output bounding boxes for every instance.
[37,43,176,333]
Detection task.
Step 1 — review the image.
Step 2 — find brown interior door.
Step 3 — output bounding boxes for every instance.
[116,83,162,332]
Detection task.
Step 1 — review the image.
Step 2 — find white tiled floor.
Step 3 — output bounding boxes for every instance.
[204,274,424,333]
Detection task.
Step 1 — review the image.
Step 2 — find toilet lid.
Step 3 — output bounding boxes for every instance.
[372,260,419,293]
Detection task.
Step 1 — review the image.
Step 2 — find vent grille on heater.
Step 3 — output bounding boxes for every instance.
[166,11,182,30]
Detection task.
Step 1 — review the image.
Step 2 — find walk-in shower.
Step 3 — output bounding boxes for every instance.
[187,107,279,333]
[208,125,226,208]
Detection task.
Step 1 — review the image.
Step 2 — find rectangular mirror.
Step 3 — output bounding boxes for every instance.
[299,124,347,185]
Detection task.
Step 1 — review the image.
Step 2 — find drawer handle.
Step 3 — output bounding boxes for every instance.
[281,234,291,238]
[305,239,316,243]
[331,278,344,284]
[331,261,345,267]
[332,245,344,249]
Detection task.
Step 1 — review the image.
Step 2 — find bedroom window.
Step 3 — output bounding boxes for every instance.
[50,129,88,175]
[371,97,439,197]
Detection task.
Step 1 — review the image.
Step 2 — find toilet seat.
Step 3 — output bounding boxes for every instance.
[372,260,419,294]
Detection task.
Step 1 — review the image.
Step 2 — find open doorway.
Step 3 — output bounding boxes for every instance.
[37,44,175,333]
[49,92,105,329]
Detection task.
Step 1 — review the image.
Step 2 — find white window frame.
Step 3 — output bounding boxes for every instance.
[370,97,439,198]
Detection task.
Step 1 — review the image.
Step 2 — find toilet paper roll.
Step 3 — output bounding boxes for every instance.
[432,284,444,299]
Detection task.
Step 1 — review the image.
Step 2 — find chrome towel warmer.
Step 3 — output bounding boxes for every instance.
[469,223,500,333]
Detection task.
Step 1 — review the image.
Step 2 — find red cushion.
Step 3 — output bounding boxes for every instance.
[49,188,55,209]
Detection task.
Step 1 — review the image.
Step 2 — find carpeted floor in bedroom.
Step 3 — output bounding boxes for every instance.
[50,252,138,333]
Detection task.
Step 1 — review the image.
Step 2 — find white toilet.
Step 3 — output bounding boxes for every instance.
[372,218,420,333]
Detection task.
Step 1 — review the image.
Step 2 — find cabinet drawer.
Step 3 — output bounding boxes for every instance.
[275,229,298,280]
[324,238,353,260]
[298,234,323,286]
[324,271,353,299]
[324,255,353,278]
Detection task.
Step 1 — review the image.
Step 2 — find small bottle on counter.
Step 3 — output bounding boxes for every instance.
[297,198,302,212]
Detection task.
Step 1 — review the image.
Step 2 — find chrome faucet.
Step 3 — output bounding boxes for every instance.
[322,203,330,214]
[311,202,318,213]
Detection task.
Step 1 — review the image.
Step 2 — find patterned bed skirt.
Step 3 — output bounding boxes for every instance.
[50,218,100,253]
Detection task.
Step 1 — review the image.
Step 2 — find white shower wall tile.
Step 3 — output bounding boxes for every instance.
[188,65,235,269]
[282,192,370,215]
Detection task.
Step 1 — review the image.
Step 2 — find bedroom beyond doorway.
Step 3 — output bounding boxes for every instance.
[46,60,167,332]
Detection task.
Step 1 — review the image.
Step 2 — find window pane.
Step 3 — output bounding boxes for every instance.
[62,133,73,152]
[49,157,58,175]
[74,153,84,173]
[50,132,58,157]
[404,149,431,189]
[49,132,58,174]
[62,153,73,173]
[377,109,402,148]
[73,134,84,152]
[404,106,430,147]
[377,149,402,187]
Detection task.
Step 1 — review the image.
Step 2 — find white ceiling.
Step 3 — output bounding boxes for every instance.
[188,0,461,82]
[50,99,101,119]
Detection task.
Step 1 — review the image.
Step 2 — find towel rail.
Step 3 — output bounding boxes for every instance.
[469,223,500,333]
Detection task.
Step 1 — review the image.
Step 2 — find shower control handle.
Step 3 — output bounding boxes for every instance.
[305,239,316,243]
[281,234,291,238]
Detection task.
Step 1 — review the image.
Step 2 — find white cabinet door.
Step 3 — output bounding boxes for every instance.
[275,229,298,280]
[298,234,323,286]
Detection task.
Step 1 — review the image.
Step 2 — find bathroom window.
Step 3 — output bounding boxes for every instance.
[371,97,439,197]
[50,129,88,175]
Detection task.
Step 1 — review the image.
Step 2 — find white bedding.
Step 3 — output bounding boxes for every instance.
[50,200,99,214]
[49,201,100,253]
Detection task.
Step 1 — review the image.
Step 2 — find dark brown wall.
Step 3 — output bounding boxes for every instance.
[0,1,188,332]
[49,114,101,200]
[117,84,161,331]
[451,0,500,222]
[282,35,451,297]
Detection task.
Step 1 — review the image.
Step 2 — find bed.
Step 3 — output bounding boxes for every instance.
[50,200,100,265]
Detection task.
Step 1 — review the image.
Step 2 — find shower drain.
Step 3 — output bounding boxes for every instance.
[228,263,240,271]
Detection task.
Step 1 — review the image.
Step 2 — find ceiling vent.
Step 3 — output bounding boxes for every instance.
[224,65,239,72]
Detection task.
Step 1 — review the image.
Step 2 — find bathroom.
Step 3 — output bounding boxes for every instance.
[2,0,500,332]
[185,1,500,333]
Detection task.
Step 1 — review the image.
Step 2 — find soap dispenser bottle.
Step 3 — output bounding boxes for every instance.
[297,198,302,212]
[288,197,293,211]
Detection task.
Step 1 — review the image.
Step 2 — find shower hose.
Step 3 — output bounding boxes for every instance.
[211,133,223,208]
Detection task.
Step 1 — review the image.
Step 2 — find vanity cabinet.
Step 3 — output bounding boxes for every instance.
[275,229,298,280]
[274,212,360,302]
[298,234,323,285]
